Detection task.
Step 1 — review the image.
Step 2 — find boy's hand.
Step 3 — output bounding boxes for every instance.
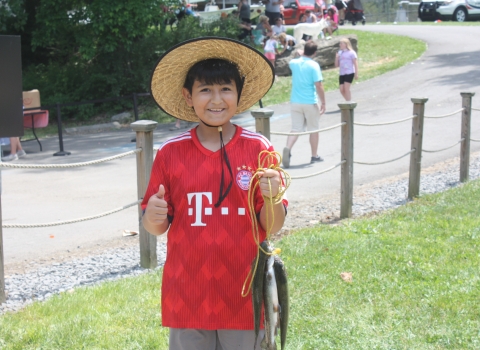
[144,185,168,225]
[258,169,282,199]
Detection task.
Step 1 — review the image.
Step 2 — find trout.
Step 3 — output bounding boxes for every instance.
[252,241,271,349]
[273,255,289,350]
[261,254,280,350]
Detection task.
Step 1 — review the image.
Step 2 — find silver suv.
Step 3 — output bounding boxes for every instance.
[419,0,480,22]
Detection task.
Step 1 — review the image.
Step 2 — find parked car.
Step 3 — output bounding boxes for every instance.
[418,0,480,22]
[282,0,316,24]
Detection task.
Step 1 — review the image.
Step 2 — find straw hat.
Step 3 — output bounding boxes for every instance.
[150,37,275,122]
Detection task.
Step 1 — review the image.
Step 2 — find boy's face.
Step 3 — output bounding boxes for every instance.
[182,79,239,127]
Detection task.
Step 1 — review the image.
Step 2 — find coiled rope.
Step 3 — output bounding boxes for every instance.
[0,149,141,169]
[354,149,415,165]
[422,139,464,153]
[2,200,141,228]
[241,150,291,297]
[354,115,417,126]
[424,108,464,119]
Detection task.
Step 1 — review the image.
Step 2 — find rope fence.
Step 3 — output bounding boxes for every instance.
[472,107,480,111]
[270,122,345,136]
[423,139,464,153]
[1,93,478,304]
[290,161,345,179]
[424,108,465,119]
[0,149,141,169]
[3,200,141,229]
[354,115,417,126]
[354,149,415,165]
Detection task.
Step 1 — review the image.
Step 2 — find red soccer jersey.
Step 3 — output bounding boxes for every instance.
[141,126,287,330]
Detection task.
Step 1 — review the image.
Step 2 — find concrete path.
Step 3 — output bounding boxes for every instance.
[2,25,480,271]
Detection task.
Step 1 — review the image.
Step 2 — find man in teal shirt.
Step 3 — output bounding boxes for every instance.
[283,41,326,168]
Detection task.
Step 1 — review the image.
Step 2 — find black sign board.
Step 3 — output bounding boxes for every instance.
[0,35,23,138]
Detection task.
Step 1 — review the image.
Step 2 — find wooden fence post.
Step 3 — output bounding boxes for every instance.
[460,92,475,183]
[408,98,428,200]
[251,108,274,140]
[0,170,5,304]
[339,102,356,219]
[131,120,158,269]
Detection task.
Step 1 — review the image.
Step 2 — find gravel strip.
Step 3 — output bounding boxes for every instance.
[2,154,480,315]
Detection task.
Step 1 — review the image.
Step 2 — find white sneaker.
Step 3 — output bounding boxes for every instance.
[1,154,18,161]
[17,149,26,158]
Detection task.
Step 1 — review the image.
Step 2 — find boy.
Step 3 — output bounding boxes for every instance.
[142,37,287,350]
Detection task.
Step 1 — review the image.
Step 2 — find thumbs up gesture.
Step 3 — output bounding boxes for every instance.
[144,184,169,230]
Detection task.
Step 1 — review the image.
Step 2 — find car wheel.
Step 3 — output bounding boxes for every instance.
[352,21,357,25]
[453,7,467,22]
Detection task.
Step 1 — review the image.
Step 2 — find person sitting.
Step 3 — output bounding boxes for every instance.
[323,7,338,38]
[272,17,286,35]
[277,32,296,54]
[255,15,272,36]
[304,9,317,23]
[298,13,312,41]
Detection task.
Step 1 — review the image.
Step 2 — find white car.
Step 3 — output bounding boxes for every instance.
[419,0,480,22]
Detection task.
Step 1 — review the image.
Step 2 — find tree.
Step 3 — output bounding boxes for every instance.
[1,0,244,120]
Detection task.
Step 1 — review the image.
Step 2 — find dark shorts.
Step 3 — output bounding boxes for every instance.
[265,10,281,25]
[339,73,354,84]
[335,0,347,10]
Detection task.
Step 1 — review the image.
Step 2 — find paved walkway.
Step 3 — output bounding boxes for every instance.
[1,25,480,270]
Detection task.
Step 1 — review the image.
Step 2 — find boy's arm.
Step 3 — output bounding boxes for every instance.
[258,169,286,234]
[142,184,170,235]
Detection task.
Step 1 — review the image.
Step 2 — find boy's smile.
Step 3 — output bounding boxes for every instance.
[182,80,239,126]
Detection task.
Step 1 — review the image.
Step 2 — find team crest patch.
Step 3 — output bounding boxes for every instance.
[236,165,253,190]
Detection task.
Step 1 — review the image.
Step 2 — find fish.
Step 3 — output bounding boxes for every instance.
[261,253,280,350]
[273,255,289,350]
[252,240,271,349]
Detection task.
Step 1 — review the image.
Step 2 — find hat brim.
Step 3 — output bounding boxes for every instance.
[150,37,275,122]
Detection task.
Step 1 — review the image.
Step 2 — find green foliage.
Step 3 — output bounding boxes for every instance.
[0,0,27,32]
[1,0,245,121]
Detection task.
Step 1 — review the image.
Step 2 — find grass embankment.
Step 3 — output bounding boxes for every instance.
[26,29,426,140]
[256,29,426,107]
[1,179,480,348]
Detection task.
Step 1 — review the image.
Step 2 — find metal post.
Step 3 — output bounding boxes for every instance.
[0,169,5,304]
[408,98,428,200]
[339,102,356,219]
[132,93,139,121]
[460,92,475,183]
[131,120,158,269]
[251,108,274,140]
[53,103,71,156]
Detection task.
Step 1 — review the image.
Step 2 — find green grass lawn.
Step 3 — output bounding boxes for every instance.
[1,178,480,349]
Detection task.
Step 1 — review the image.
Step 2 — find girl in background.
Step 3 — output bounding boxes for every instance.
[335,38,358,101]
[264,30,280,69]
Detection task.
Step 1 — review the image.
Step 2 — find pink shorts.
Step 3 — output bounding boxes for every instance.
[264,52,276,60]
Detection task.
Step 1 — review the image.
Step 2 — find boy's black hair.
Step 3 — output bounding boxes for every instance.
[183,59,244,97]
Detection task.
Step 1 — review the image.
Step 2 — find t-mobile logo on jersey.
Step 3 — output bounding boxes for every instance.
[187,192,246,226]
